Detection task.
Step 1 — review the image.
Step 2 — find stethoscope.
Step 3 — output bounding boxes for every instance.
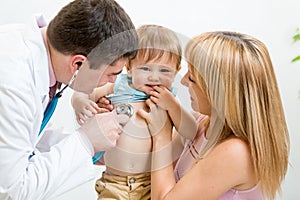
[38,68,134,164]
[39,70,78,135]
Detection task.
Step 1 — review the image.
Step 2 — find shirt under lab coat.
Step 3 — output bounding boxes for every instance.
[0,15,96,200]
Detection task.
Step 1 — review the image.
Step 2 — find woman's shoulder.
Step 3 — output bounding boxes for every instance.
[202,137,252,172]
[213,137,251,164]
[208,137,257,189]
[218,137,249,153]
[188,137,257,197]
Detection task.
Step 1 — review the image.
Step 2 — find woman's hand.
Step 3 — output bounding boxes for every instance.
[137,99,172,138]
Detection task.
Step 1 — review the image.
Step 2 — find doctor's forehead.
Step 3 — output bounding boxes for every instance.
[101,58,127,75]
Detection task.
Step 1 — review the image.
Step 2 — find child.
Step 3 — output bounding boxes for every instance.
[71,24,197,200]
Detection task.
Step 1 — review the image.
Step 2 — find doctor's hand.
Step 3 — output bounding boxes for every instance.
[78,109,129,154]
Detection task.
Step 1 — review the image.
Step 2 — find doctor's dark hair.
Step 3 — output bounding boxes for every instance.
[47,0,137,68]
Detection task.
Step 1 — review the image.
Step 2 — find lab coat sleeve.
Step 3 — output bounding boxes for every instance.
[0,82,96,199]
[24,130,97,200]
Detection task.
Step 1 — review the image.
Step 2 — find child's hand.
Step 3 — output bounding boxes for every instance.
[96,96,114,112]
[149,86,176,111]
[72,95,99,125]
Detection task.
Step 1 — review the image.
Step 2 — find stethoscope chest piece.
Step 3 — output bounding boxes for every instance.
[115,103,134,118]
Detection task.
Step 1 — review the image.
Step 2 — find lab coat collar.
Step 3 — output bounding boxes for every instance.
[24,14,53,104]
[35,14,56,87]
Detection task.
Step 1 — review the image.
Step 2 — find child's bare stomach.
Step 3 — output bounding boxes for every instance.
[104,105,152,176]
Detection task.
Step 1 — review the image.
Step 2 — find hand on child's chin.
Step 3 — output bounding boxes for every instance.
[139,85,164,95]
[138,86,153,95]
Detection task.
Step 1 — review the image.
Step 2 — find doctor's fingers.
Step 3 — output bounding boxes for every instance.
[76,115,84,125]
[82,107,97,118]
[78,113,92,123]
[85,101,99,114]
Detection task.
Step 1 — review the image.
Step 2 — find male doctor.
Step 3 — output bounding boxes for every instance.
[0,0,137,199]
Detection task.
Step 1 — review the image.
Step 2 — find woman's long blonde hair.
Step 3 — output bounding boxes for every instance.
[185,31,290,199]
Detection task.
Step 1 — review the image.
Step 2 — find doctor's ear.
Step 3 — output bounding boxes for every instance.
[125,63,132,77]
[70,54,86,72]
[125,63,131,71]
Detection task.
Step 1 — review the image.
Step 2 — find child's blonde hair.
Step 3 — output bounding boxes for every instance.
[128,24,182,70]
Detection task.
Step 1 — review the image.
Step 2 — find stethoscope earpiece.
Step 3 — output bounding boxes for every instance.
[76,62,82,69]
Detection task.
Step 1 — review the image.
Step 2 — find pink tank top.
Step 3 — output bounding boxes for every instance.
[174,115,262,200]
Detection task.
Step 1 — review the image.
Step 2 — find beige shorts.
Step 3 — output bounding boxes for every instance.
[95,171,151,200]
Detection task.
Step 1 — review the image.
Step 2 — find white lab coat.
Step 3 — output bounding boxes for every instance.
[0,16,96,199]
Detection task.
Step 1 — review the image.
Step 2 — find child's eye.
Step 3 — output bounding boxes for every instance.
[160,68,171,73]
[139,66,151,71]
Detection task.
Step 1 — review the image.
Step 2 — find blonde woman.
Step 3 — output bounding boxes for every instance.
[139,31,290,200]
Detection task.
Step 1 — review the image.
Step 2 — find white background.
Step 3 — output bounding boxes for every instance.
[0,0,300,199]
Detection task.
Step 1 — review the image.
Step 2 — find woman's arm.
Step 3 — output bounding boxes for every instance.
[139,99,257,200]
[137,99,176,198]
[151,138,256,200]
[149,86,197,140]
[151,127,176,199]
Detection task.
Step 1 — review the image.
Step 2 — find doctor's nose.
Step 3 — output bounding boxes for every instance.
[108,75,118,83]
[97,75,117,87]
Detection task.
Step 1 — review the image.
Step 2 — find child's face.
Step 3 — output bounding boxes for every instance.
[128,55,179,94]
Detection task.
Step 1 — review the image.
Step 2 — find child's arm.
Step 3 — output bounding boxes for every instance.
[149,86,197,140]
[89,83,115,112]
[71,83,114,125]
[89,83,114,102]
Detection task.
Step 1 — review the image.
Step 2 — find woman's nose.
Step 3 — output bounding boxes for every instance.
[181,74,188,86]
